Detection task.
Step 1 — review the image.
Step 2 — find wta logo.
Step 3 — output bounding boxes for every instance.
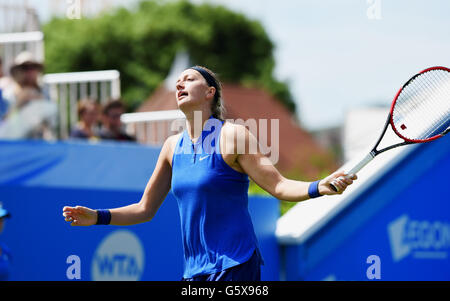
[387,215,450,262]
[91,230,145,281]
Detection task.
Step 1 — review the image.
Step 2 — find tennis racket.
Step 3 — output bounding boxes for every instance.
[331,66,450,192]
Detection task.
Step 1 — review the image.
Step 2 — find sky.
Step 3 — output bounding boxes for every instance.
[30,0,450,130]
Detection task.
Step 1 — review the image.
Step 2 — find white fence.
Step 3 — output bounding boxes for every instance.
[0,31,44,76]
[0,4,126,140]
[0,2,41,74]
[0,28,122,140]
[43,70,121,139]
[121,110,186,145]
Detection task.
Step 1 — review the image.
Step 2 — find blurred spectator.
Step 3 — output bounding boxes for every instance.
[0,51,57,140]
[0,58,15,90]
[5,51,45,110]
[99,99,135,142]
[70,99,101,141]
[0,203,12,281]
[0,89,7,121]
[0,57,12,120]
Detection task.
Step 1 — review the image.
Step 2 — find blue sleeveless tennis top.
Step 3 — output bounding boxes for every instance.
[171,116,262,278]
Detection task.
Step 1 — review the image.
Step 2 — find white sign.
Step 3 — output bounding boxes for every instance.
[91,230,145,281]
[387,214,450,262]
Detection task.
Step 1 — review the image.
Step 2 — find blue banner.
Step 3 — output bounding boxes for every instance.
[0,140,279,280]
[284,136,450,280]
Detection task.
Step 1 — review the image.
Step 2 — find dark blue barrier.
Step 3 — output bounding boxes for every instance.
[283,136,450,280]
[0,140,279,280]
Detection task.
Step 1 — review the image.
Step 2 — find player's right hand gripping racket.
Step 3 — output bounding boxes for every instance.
[330,66,450,192]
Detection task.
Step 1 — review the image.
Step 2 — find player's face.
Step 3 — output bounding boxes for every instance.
[175,69,213,109]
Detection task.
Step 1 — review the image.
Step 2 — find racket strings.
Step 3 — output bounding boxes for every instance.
[428,71,450,133]
[411,75,449,139]
[411,71,449,137]
[393,69,450,141]
[424,71,450,136]
[404,72,449,131]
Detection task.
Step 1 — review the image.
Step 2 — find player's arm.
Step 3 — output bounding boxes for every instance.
[229,125,356,202]
[62,135,176,226]
[108,134,175,225]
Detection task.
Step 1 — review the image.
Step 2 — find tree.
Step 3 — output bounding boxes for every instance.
[43,0,296,112]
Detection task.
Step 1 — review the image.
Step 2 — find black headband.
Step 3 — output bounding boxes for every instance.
[189,66,218,89]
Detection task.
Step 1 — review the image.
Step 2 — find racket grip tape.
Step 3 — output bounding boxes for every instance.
[330,152,375,192]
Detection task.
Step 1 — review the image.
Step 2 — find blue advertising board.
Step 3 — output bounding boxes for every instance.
[283,136,450,280]
[0,140,279,281]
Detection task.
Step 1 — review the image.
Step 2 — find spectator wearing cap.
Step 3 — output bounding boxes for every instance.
[4,51,45,111]
[99,99,135,142]
[70,98,101,141]
[0,51,56,140]
[0,204,12,281]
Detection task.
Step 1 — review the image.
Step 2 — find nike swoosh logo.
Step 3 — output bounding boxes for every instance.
[199,156,209,161]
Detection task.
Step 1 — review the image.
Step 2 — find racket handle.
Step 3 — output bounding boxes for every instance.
[348,152,375,174]
[330,152,375,192]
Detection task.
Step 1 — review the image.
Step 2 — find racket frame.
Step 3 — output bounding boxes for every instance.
[335,113,412,181]
[389,66,450,144]
[329,66,450,192]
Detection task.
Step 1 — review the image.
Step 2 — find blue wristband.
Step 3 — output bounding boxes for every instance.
[308,180,322,198]
[96,209,111,225]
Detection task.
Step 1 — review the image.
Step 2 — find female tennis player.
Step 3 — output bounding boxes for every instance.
[62,66,356,281]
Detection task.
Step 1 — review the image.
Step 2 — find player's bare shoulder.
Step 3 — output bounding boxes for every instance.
[221,121,255,154]
[220,121,240,154]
